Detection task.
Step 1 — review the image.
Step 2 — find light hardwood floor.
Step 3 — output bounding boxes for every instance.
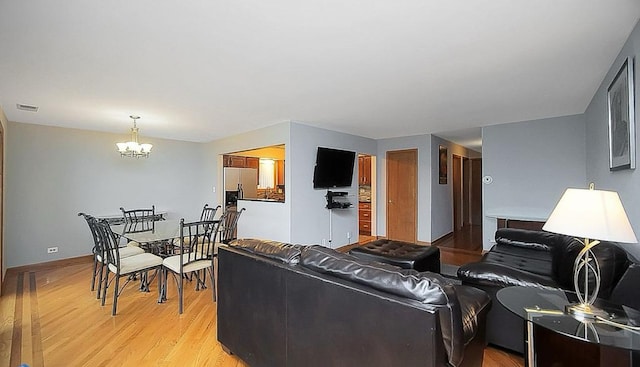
[1,257,523,367]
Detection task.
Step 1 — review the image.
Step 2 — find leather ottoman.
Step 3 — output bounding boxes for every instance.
[349,239,440,273]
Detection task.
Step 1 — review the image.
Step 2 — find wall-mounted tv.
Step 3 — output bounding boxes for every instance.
[313,147,356,189]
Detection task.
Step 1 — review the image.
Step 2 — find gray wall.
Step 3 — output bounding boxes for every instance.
[207,121,378,248]
[585,20,640,260]
[6,121,209,267]
[289,122,377,247]
[481,114,587,249]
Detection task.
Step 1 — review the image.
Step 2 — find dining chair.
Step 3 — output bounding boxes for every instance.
[200,204,221,221]
[78,212,144,298]
[218,207,246,244]
[96,219,163,315]
[161,219,221,314]
[120,205,156,222]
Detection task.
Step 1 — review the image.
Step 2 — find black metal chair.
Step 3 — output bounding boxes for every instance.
[218,207,246,244]
[78,213,144,298]
[160,219,221,314]
[95,219,163,315]
[200,204,221,222]
[120,205,157,222]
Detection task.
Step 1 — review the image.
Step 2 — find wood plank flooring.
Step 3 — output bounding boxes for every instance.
[1,256,523,367]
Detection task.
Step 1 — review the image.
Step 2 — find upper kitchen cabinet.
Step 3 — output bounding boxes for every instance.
[358,155,371,186]
[223,155,260,169]
[276,160,285,186]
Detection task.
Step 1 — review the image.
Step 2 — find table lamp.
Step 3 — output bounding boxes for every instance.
[542,184,637,319]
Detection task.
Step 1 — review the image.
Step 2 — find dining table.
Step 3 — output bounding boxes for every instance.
[110,218,220,301]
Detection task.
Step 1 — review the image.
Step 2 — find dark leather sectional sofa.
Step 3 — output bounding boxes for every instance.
[458,228,640,353]
[217,239,491,367]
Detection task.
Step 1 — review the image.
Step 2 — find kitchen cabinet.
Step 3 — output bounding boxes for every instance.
[358,155,371,186]
[224,155,246,167]
[276,160,285,186]
[359,201,371,235]
[245,157,259,169]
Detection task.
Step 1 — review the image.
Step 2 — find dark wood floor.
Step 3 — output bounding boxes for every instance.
[433,224,483,253]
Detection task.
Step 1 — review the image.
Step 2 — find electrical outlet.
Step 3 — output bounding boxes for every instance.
[321,239,326,246]
[47,247,59,254]
[346,231,351,239]
[212,186,216,193]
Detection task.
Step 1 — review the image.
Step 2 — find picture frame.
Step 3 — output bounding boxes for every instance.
[439,145,447,184]
[607,56,636,171]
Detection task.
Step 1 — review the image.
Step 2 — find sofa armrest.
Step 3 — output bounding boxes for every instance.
[458,262,559,289]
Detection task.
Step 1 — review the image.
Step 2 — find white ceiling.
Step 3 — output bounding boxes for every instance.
[1,1,639,147]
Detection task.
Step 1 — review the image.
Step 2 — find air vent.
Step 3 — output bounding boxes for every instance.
[16,104,39,112]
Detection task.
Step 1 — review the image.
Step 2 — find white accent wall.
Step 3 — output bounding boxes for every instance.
[585,20,640,261]
[6,121,210,267]
[481,114,587,250]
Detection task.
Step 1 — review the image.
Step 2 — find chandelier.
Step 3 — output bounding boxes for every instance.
[116,115,153,158]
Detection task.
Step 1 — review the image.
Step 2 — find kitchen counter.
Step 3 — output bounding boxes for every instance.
[238,198,285,203]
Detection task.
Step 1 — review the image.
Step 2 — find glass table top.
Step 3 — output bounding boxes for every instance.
[497,286,640,351]
[111,220,183,243]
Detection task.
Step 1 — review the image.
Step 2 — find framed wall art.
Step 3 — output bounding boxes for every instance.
[607,56,636,171]
[439,145,447,184]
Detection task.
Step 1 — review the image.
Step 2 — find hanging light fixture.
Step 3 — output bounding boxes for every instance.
[116,115,153,158]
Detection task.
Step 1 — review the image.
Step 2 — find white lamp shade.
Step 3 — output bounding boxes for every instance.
[140,143,153,153]
[543,188,637,243]
[116,142,128,152]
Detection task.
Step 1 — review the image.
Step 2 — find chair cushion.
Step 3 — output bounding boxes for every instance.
[482,246,553,277]
[163,253,212,273]
[119,246,145,258]
[108,253,162,275]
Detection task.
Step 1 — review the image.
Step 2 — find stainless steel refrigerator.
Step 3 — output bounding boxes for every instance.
[224,167,258,199]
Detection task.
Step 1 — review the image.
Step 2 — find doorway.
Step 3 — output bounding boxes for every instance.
[447,155,482,252]
[386,149,417,242]
[357,154,376,243]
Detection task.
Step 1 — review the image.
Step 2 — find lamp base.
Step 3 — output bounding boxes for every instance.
[565,303,609,320]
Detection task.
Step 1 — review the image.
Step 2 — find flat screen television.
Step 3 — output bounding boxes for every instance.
[313,147,356,189]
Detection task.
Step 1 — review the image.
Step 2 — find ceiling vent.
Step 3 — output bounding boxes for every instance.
[16,104,39,112]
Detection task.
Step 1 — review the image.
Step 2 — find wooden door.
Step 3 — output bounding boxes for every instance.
[470,158,482,225]
[452,155,462,231]
[0,125,4,293]
[462,157,470,226]
[386,149,417,242]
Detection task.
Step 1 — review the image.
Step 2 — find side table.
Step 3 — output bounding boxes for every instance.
[497,286,640,367]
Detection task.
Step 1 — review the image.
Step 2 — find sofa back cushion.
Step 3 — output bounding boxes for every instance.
[495,228,556,251]
[300,245,449,304]
[552,236,629,298]
[230,239,302,265]
[300,245,470,367]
